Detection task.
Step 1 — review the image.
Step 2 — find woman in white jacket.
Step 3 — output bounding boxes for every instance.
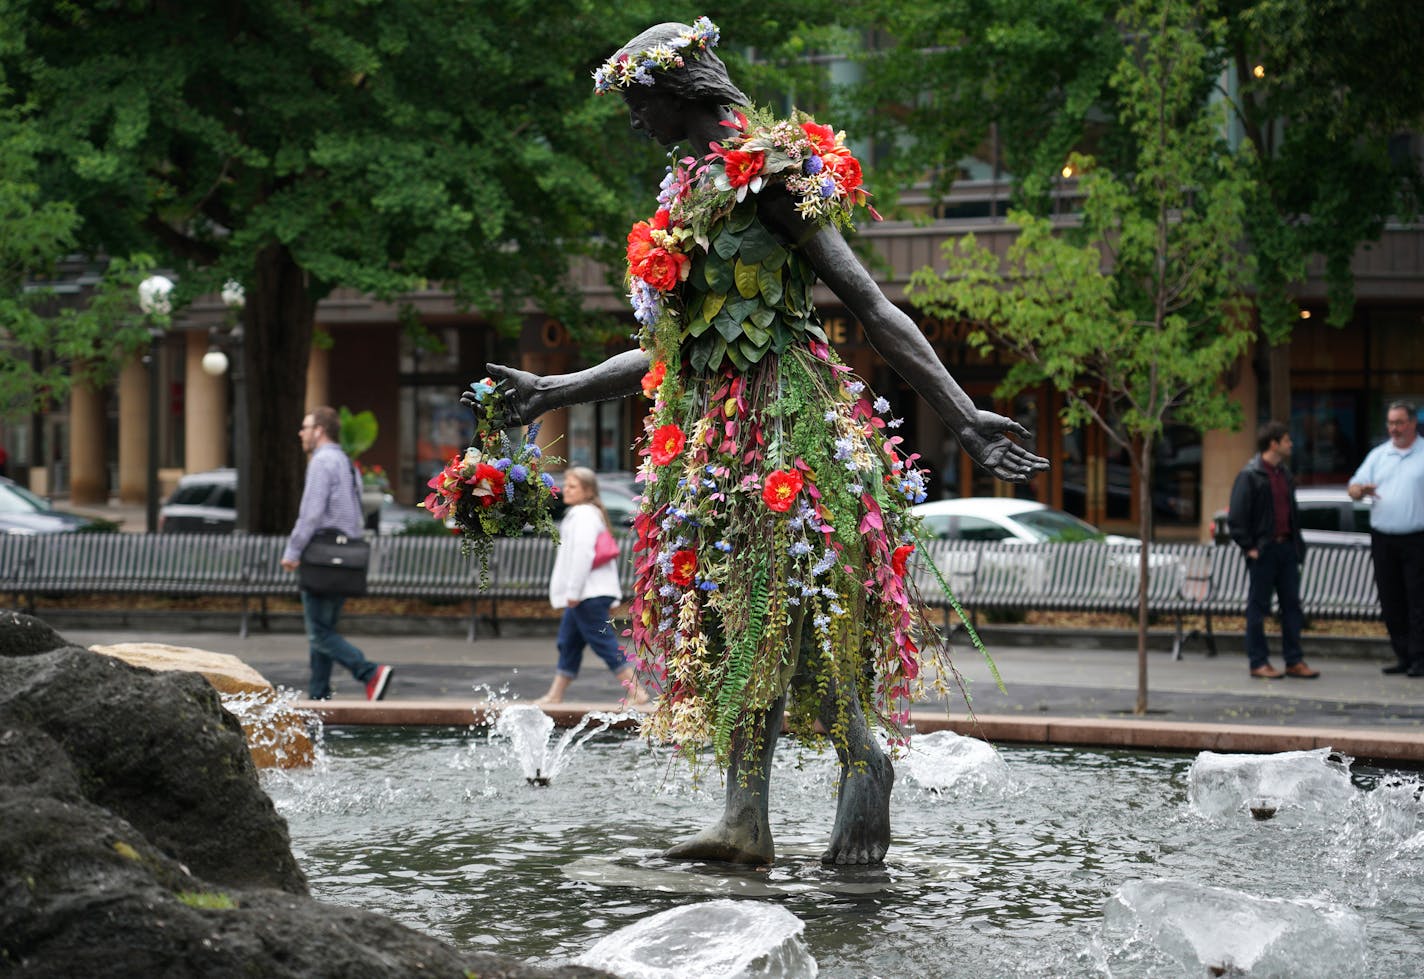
[537,467,648,705]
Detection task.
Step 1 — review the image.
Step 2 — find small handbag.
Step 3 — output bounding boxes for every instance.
[299,528,371,596]
[592,528,620,568]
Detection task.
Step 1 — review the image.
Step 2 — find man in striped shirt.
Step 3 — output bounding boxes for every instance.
[281,405,392,700]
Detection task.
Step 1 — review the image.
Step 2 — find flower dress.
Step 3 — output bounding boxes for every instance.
[625,108,954,763]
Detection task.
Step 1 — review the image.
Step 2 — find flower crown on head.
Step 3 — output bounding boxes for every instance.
[592,16,720,95]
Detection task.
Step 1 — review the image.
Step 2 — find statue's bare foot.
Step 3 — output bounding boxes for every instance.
[665,817,774,866]
[822,748,893,865]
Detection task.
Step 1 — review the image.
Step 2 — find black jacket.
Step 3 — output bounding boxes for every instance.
[1227,454,1306,562]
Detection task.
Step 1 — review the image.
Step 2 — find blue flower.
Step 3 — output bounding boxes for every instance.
[509,464,528,483]
[803,154,824,175]
[493,458,513,471]
[541,473,555,489]
[714,540,733,553]
[697,579,719,592]
[845,381,865,397]
[525,421,542,443]
[789,540,813,557]
[874,396,890,414]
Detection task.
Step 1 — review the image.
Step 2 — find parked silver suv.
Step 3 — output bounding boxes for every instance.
[1212,485,1371,549]
[158,468,238,534]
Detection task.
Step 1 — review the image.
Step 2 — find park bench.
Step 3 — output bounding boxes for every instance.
[0,532,633,641]
[912,539,1381,659]
[2,532,1375,655]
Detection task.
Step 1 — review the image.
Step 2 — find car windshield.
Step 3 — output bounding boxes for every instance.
[0,482,48,514]
[1013,508,1104,542]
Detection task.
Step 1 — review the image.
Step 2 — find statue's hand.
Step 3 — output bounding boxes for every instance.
[957,410,1050,483]
[460,363,544,426]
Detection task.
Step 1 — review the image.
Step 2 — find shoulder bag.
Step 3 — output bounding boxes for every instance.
[592,528,620,568]
[299,528,371,596]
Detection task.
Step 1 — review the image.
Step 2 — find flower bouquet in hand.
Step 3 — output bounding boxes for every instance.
[420,378,562,585]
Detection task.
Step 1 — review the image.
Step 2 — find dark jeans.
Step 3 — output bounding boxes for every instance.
[1370,530,1424,668]
[1244,541,1304,669]
[301,590,376,699]
[555,596,627,678]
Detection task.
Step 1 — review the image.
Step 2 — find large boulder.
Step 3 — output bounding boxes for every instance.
[90,641,316,769]
[0,613,613,979]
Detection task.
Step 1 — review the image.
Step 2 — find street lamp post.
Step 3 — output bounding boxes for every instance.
[137,275,174,534]
[201,281,248,532]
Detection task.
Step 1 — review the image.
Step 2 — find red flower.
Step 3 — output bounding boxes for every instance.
[649,424,686,466]
[669,548,697,587]
[636,247,689,292]
[891,543,915,577]
[466,463,506,508]
[800,121,836,155]
[641,360,667,398]
[825,152,863,194]
[723,149,765,188]
[762,469,804,512]
[650,208,671,231]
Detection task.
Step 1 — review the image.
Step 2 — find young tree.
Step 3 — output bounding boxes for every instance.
[907,0,1255,713]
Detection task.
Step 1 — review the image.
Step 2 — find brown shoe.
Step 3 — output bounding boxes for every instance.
[1284,662,1320,679]
[1250,664,1285,679]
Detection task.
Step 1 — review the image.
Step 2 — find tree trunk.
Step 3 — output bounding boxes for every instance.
[242,243,315,534]
[1135,443,1153,715]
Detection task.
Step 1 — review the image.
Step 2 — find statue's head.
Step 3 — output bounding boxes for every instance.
[593,17,748,107]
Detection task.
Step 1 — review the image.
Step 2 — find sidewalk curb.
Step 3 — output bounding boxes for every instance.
[26,610,1396,658]
[297,700,1424,767]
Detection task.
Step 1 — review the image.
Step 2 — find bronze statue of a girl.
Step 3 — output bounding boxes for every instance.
[468,19,1046,865]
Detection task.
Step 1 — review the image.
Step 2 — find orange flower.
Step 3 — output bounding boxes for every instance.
[669,548,697,587]
[626,220,656,270]
[891,543,915,577]
[649,423,686,466]
[641,360,667,398]
[761,469,804,512]
[636,247,689,292]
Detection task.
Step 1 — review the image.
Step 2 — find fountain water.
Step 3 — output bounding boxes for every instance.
[491,703,632,787]
[263,728,1423,978]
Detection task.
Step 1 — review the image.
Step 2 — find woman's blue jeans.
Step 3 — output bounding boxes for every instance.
[555,596,627,678]
[302,590,376,699]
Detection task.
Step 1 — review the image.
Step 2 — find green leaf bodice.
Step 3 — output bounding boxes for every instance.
[676,198,827,376]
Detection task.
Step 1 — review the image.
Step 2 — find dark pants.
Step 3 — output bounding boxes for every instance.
[301,590,377,699]
[1244,541,1304,669]
[1370,530,1424,669]
[555,596,627,678]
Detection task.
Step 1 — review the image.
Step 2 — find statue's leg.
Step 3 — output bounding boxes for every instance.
[818,673,894,866]
[663,694,784,865]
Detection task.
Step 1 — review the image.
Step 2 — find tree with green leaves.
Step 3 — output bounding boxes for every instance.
[835,0,1121,209]
[908,0,1256,714]
[0,99,149,422]
[1219,0,1424,342]
[1,1,838,531]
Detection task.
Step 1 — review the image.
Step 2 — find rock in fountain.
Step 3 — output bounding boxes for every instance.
[577,899,817,978]
[91,640,315,769]
[0,611,612,979]
[1103,879,1367,978]
[1187,747,1355,823]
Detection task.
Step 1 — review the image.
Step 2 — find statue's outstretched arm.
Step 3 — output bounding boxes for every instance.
[462,349,648,426]
[797,223,1049,482]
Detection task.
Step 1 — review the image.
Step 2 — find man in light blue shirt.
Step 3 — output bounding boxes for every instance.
[1348,401,1424,676]
[281,406,392,700]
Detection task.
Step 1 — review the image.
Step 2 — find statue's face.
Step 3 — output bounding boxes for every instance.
[623,88,685,146]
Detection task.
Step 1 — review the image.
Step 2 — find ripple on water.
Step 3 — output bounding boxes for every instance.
[264,729,1423,979]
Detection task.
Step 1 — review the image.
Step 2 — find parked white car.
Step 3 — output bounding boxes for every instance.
[909,497,1181,597]
[1212,485,1371,549]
